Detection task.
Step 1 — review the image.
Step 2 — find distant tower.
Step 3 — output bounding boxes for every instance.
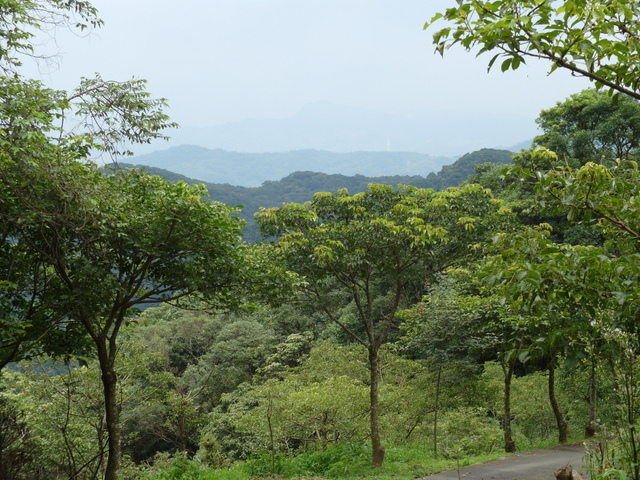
[386,138,390,152]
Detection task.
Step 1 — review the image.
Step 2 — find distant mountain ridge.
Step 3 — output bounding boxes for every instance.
[119,147,514,242]
[130,101,536,158]
[129,146,453,187]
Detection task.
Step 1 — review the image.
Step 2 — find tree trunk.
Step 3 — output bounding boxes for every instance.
[502,358,516,453]
[433,365,442,458]
[548,362,568,444]
[97,340,121,480]
[586,358,597,438]
[369,346,385,467]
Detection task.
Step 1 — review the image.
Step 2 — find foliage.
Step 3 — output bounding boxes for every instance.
[122,305,312,462]
[397,276,503,365]
[425,148,514,191]
[257,183,512,355]
[145,438,513,480]
[0,392,44,480]
[511,370,561,442]
[2,141,294,477]
[203,342,440,462]
[437,407,502,457]
[2,360,108,479]
[534,89,640,165]
[257,331,315,379]
[0,0,102,73]
[212,344,371,455]
[256,182,513,466]
[180,318,277,410]
[138,452,239,480]
[536,159,640,252]
[245,442,371,478]
[427,0,640,99]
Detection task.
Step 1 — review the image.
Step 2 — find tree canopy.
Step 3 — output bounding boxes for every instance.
[534,89,640,164]
[256,182,514,466]
[427,0,640,99]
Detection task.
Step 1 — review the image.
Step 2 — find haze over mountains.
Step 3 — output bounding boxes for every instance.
[130,147,454,187]
[133,101,535,154]
[129,102,533,186]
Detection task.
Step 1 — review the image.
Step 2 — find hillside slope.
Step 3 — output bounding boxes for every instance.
[115,147,513,242]
[129,146,452,187]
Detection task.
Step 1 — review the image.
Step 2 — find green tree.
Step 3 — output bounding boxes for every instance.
[210,342,434,461]
[427,0,640,100]
[480,221,640,442]
[534,89,640,164]
[181,318,277,411]
[0,0,101,74]
[397,273,527,453]
[256,183,513,466]
[2,162,256,480]
[0,73,175,372]
[0,6,296,479]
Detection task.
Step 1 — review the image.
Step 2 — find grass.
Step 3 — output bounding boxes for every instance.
[138,442,514,480]
[138,437,582,480]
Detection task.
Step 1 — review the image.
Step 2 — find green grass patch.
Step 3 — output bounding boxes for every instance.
[138,439,577,480]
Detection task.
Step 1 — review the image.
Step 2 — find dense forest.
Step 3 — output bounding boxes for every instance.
[128,146,453,187]
[4,2,640,480]
[115,147,513,242]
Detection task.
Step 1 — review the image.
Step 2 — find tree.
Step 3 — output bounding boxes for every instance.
[427,0,640,100]
[256,183,513,466]
[0,5,297,479]
[209,341,434,464]
[0,74,176,371]
[0,0,102,74]
[534,89,640,164]
[428,1,640,471]
[397,274,527,453]
[0,81,292,479]
[480,221,640,442]
[2,159,262,479]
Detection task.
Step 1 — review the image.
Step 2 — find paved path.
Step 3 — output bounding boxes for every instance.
[421,443,589,480]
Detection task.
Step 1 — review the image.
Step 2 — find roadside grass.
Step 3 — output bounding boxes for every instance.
[137,440,523,480]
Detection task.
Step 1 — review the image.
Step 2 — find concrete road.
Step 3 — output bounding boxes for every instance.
[420,443,589,480]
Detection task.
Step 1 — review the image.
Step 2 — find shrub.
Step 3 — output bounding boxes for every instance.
[438,407,502,457]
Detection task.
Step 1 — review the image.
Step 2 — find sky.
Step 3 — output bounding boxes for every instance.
[29,0,591,152]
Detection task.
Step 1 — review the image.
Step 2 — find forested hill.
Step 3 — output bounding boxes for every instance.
[129,145,453,186]
[424,148,514,190]
[113,147,513,242]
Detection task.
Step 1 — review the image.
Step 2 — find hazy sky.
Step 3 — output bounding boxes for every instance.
[32,0,590,140]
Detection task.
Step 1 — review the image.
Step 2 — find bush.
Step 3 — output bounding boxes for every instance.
[142,453,213,480]
[245,442,369,478]
[438,407,502,457]
[290,442,370,477]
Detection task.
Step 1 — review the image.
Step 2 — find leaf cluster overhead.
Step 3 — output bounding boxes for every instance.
[427,0,640,99]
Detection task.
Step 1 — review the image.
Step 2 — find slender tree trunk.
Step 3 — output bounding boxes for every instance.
[97,340,121,480]
[586,357,597,438]
[369,346,385,467]
[622,352,640,480]
[433,365,442,458]
[502,358,516,453]
[548,362,568,444]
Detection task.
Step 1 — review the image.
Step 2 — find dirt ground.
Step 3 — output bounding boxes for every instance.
[420,443,589,480]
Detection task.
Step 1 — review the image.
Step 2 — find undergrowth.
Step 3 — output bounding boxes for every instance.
[136,440,517,480]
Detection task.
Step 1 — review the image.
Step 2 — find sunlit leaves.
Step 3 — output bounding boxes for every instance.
[256,183,514,349]
[427,0,640,99]
[533,89,640,164]
[537,159,640,246]
[71,74,178,156]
